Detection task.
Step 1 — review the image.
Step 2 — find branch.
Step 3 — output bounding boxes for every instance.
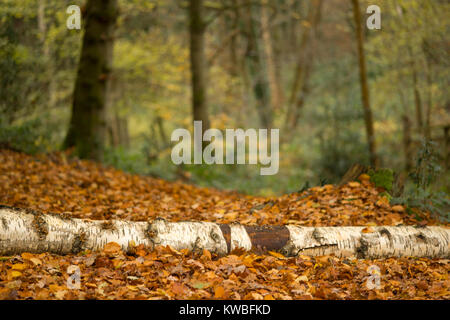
[207,28,241,65]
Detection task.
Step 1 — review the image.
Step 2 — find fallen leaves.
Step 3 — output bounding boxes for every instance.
[1,245,449,300]
[102,242,122,256]
[0,149,448,300]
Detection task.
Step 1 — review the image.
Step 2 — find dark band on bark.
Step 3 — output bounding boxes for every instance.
[379,227,392,242]
[1,217,8,230]
[244,225,290,252]
[219,224,231,253]
[72,232,86,254]
[415,232,427,242]
[32,213,49,240]
[312,228,326,243]
[145,222,157,249]
[101,220,116,231]
[356,237,369,259]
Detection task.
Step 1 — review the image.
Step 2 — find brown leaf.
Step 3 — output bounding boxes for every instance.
[102,242,122,255]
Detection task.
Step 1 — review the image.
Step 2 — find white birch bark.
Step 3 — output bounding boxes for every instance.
[0,206,449,259]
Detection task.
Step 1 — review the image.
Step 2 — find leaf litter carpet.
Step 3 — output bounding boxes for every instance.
[0,149,448,300]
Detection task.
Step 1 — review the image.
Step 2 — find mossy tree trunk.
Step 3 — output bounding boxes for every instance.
[63,0,118,161]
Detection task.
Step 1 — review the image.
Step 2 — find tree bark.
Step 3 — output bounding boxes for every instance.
[412,68,424,136]
[63,0,118,161]
[243,0,272,129]
[286,0,322,130]
[1,206,448,259]
[228,0,240,76]
[37,0,57,110]
[351,0,378,168]
[107,109,129,148]
[444,125,449,171]
[189,0,210,132]
[260,0,283,109]
[402,115,413,172]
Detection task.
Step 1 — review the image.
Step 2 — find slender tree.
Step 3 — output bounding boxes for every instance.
[189,0,210,133]
[402,114,413,172]
[63,0,118,161]
[260,0,283,109]
[412,65,424,136]
[351,0,378,167]
[243,0,272,128]
[37,0,56,110]
[286,0,323,130]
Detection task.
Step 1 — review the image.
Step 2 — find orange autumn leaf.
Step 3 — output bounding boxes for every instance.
[21,252,35,260]
[268,251,285,259]
[362,227,375,233]
[11,263,28,271]
[201,249,212,261]
[102,242,122,255]
[214,286,225,298]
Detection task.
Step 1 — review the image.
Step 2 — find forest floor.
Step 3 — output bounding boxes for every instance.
[0,149,448,300]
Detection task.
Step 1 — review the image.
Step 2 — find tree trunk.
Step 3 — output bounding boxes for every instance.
[288,0,300,53]
[63,0,118,161]
[412,68,424,136]
[260,0,283,109]
[228,0,240,76]
[424,67,433,141]
[402,115,413,172]
[444,125,449,171]
[1,206,448,259]
[37,0,57,110]
[243,0,272,129]
[351,0,378,168]
[107,109,128,148]
[286,0,322,130]
[156,115,167,146]
[189,0,210,132]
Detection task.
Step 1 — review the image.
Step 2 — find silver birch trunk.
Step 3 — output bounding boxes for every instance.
[0,206,448,259]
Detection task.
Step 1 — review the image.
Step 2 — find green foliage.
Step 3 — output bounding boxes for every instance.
[0,117,59,154]
[183,163,307,196]
[103,146,153,175]
[390,140,449,221]
[102,145,309,196]
[409,140,442,190]
[0,0,81,122]
[369,168,394,191]
[391,188,450,222]
[316,124,369,183]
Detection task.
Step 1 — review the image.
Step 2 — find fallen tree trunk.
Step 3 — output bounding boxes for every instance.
[0,205,449,259]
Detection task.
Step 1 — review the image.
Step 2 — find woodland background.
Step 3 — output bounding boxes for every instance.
[0,0,448,208]
[0,0,449,301]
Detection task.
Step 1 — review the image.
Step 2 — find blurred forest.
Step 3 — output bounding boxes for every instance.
[0,0,448,204]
